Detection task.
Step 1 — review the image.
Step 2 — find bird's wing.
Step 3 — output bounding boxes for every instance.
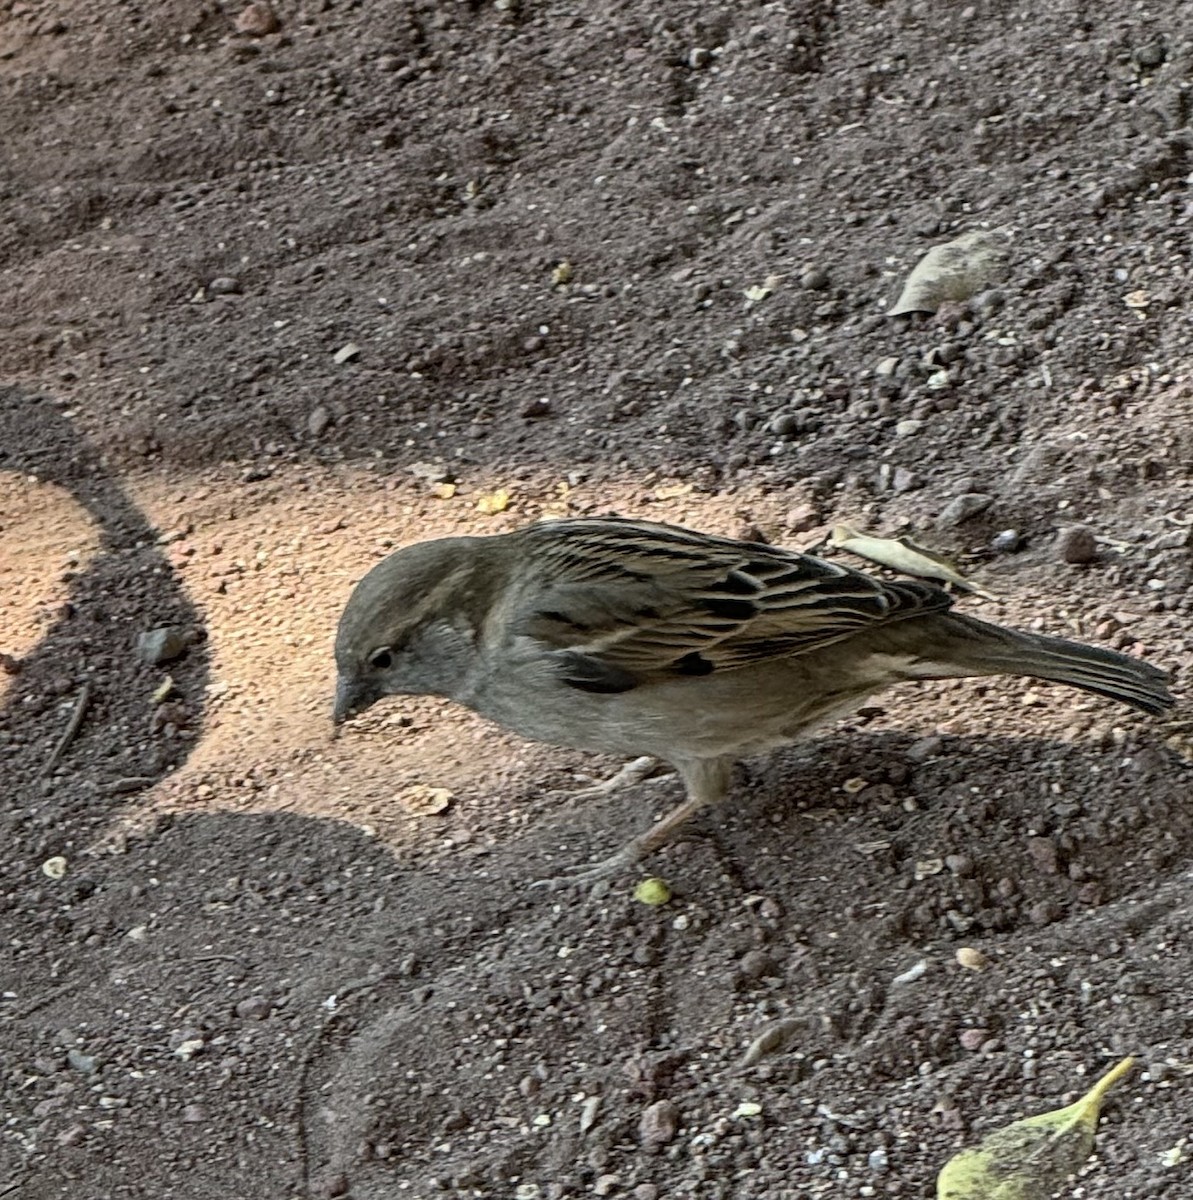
[508,518,954,683]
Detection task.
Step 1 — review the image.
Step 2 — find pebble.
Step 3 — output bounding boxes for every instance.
[138,626,189,665]
[639,1098,680,1148]
[800,266,830,290]
[308,405,331,437]
[874,356,900,378]
[955,947,988,971]
[1134,39,1166,69]
[868,1147,890,1172]
[784,504,820,533]
[235,995,274,1020]
[687,47,712,69]
[959,1027,988,1051]
[57,1123,86,1147]
[235,2,280,36]
[182,1103,207,1123]
[207,276,242,295]
[892,467,920,494]
[737,949,774,980]
[895,418,923,437]
[990,529,1022,552]
[1028,899,1062,926]
[322,1174,350,1198]
[768,411,802,437]
[936,493,993,529]
[67,1048,97,1074]
[906,735,943,762]
[1057,525,1098,564]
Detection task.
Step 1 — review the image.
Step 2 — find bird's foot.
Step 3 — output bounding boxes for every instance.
[570,756,669,800]
[530,842,645,892]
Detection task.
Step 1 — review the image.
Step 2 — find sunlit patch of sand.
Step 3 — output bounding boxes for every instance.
[86,465,803,853]
[0,471,101,704]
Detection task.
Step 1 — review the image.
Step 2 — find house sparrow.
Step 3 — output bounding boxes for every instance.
[334,517,1174,883]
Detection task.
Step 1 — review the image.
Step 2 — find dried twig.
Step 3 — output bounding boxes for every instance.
[41,683,92,776]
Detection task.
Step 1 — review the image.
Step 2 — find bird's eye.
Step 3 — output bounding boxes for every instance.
[368,647,393,670]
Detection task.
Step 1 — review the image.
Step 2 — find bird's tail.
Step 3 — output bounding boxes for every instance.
[929,612,1174,715]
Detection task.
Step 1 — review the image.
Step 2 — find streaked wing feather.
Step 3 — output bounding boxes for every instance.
[512,518,953,682]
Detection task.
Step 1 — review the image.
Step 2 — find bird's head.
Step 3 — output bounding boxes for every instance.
[333,536,494,724]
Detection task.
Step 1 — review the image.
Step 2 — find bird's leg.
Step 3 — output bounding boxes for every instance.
[534,758,734,889]
[570,755,669,799]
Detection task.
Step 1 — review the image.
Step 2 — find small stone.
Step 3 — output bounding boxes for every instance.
[959,1028,988,1051]
[1134,39,1166,69]
[800,266,830,291]
[138,627,189,665]
[235,995,274,1020]
[1025,836,1059,874]
[594,1176,620,1197]
[207,276,242,295]
[322,1174,350,1199]
[906,735,943,762]
[875,356,900,378]
[634,1187,660,1200]
[783,504,820,533]
[639,1098,680,1148]
[308,405,331,437]
[687,47,712,69]
[895,418,923,437]
[1028,899,1062,926]
[182,1103,207,1123]
[955,947,988,971]
[1057,525,1098,564]
[868,1147,890,1172]
[521,397,552,418]
[768,411,802,437]
[936,493,993,529]
[67,1048,97,1074]
[990,529,1022,552]
[737,949,774,980]
[944,853,973,877]
[235,2,280,36]
[57,1124,86,1147]
[332,342,361,364]
[892,467,920,494]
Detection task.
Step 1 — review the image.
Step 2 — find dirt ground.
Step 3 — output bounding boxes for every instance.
[2,1,1193,1197]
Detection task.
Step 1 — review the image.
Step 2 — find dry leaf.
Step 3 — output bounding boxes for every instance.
[830,525,996,599]
[398,785,453,816]
[654,483,693,501]
[552,261,573,286]
[744,273,784,304]
[890,228,1012,316]
[41,856,68,880]
[476,489,510,514]
[937,1056,1134,1199]
[431,482,457,500]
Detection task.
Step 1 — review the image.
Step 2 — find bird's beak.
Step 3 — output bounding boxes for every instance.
[333,675,374,726]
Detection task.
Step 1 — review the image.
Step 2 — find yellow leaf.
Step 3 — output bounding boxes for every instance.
[476,489,510,514]
[552,261,573,286]
[831,524,996,600]
[431,482,457,499]
[937,1057,1135,1199]
[633,877,672,905]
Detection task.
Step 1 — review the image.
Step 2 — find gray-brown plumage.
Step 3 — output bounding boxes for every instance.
[334,517,1174,882]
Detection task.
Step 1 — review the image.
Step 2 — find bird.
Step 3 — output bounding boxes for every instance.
[333,516,1174,884]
